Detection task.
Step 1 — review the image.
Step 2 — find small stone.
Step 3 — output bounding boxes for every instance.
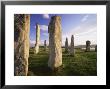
[44,40,47,51]
[95,45,97,52]
[70,35,75,56]
[86,40,91,52]
[65,37,69,53]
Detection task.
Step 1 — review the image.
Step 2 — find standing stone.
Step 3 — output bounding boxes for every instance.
[65,37,69,53]
[44,40,47,51]
[86,40,91,52]
[70,35,75,56]
[14,14,30,76]
[48,16,62,70]
[34,24,40,54]
[95,45,97,52]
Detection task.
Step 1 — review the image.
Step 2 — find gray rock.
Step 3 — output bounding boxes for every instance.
[14,14,30,76]
[70,35,75,56]
[44,40,47,51]
[65,37,69,53]
[95,45,97,52]
[86,40,91,52]
[34,24,40,54]
[48,16,62,70]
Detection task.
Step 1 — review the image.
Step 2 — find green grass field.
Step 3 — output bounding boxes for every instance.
[28,47,97,76]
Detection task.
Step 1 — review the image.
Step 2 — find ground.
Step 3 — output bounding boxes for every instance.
[28,47,97,76]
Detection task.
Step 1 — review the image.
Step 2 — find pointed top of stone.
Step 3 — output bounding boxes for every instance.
[66,37,68,41]
[71,35,74,38]
[51,16,61,20]
[35,23,40,31]
[36,22,38,25]
[71,35,74,41]
[86,40,91,44]
[44,40,46,43]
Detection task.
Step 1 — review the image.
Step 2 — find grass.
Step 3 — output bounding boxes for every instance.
[28,47,97,76]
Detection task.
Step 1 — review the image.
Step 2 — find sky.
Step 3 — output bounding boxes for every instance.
[30,14,97,47]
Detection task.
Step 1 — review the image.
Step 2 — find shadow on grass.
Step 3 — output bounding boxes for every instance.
[28,48,97,76]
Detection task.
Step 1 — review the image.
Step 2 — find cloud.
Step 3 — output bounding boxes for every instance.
[42,14,49,19]
[30,40,36,47]
[30,40,36,44]
[81,15,89,22]
[43,33,48,36]
[40,40,49,46]
[40,25,48,31]
[62,23,97,46]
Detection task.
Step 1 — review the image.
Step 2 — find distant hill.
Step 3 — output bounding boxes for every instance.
[75,44,97,48]
[62,44,97,48]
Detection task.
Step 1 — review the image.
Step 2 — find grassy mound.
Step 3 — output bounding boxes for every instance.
[28,47,97,76]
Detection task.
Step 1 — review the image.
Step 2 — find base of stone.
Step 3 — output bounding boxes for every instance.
[69,54,75,57]
[65,51,69,53]
[48,65,63,72]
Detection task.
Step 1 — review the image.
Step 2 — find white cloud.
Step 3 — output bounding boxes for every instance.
[30,40,36,44]
[30,40,49,47]
[30,40,36,47]
[40,40,49,46]
[43,33,48,36]
[74,27,97,45]
[42,14,49,19]
[62,24,97,46]
[40,40,44,46]
[81,15,89,22]
[40,25,48,31]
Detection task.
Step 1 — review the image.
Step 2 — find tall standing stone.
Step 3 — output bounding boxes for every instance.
[44,40,47,51]
[65,37,69,53]
[48,16,62,70]
[95,45,97,52]
[86,40,91,52]
[34,24,40,54]
[70,35,75,56]
[14,14,30,76]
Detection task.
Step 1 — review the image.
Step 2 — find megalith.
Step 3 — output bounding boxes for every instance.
[86,40,91,52]
[95,45,97,52]
[65,37,69,53]
[14,14,30,76]
[44,40,47,51]
[34,24,40,54]
[48,16,62,70]
[70,35,75,56]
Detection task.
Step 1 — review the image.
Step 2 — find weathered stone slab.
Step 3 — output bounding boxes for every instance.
[95,45,97,52]
[86,40,91,52]
[70,35,75,56]
[48,16,62,70]
[14,14,30,76]
[65,37,69,53]
[34,24,40,54]
[44,40,47,51]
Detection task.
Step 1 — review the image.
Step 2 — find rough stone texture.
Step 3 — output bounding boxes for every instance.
[44,40,47,51]
[70,35,75,56]
[65,37,69,53]
[48,16,62,70]
[86,40,91,52]
[34,24,40,54]
[14,14,30,76]
[95,45,97,52]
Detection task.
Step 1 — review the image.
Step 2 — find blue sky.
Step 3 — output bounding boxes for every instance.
[30,14,97,47]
